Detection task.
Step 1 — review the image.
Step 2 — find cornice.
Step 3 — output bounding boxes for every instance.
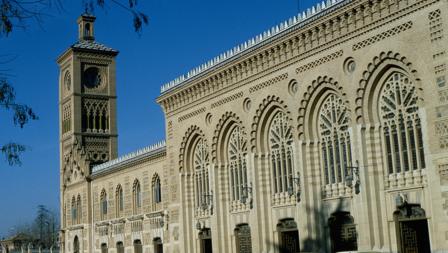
[159,0,352,94]
[157,0,438,115]
[67,225,84,231]
[90,141,166,177]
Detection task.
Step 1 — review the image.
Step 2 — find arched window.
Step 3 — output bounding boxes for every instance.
[71,196,77,224]
[84,23,91,37]
[380,72,425,174]
[100,189,107,220]
[319,94,353,191]
[194,138,210,210]
[73,236,79,253]
[133,180,142,214]
[152,174,162,204]
[76,194,82,224]
[228,126,248,203]
[116,185,123,217]
[269,111,294,195]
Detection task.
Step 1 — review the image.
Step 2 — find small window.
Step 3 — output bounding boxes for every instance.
[73,236,79,253]
[153,174,162,204]
[100,189,107,220]
[116,185,124,217]
[133,180,142,214]
[84,23,91,37]
[77,195,82,224]
[71,196,77,224]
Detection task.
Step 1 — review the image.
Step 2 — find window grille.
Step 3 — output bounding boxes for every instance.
[380,72,425,174]
[194,139,210,212]
[269,112,294,195]
[228,126,248,205]
[319,94,352,195]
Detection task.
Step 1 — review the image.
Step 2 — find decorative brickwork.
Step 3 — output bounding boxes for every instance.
[177,107,206,122]
[352,22,413,51]
[210,92,244,108]
[295,50,343,73]
[429,9,443,43]
[248,73,288,93]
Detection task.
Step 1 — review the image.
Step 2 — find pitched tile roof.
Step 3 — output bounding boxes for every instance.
[71,40,118,54]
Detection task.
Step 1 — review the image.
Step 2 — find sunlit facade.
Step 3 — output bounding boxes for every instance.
[59,1,448,252]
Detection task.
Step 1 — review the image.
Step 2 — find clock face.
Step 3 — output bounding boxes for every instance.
[83,67,103,89]
[64,71,71,91]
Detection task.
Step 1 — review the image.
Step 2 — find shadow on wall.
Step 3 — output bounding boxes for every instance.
[266,198,346,253]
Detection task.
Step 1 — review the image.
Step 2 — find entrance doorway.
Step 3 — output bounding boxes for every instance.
[277,219,300,253]
[101,243,108,253]
[116,242,124,253]
[394,202,431,253]
[153,238,163,253]
[133,240,142,253]
[199,228,212,253]
[328,212,358,253]
[235,224,252,253]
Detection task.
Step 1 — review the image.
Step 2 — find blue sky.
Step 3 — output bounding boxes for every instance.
[0,0,320,236]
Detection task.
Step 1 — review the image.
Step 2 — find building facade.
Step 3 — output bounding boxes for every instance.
[58,0,448,252]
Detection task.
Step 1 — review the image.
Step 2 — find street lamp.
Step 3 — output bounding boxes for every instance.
[345,160,361,194]
[240,182,253,208]
[201,191,213,213]
[287,172,301,202]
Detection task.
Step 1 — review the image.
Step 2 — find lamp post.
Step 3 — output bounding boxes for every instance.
[345,160,361,194]
[201,191,213,213]
[240,183,253,208]
[287,172,301,202]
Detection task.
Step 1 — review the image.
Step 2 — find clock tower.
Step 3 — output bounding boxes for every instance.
[57,14,119,253]
[58,13,119,173]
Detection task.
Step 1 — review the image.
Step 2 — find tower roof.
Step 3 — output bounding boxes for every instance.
[61,13,119,57]
[71,40,118,55]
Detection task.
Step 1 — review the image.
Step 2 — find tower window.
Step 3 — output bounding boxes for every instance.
[84,23,91,37]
